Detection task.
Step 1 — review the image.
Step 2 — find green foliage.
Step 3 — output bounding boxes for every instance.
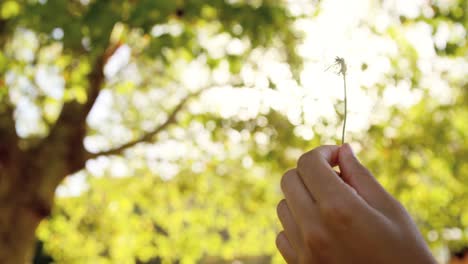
[363,83,468,249]
[0,0,466,262]
[39,163,281,263]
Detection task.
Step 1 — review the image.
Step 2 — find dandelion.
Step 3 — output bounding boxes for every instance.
[327,57,348,145]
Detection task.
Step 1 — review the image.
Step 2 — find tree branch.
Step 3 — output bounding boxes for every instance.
[29,43,121,186]
[48,42,121,137]
[88,89,203,158]
[84,43,122,118]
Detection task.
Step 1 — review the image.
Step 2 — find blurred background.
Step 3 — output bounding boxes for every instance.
[0,0,467,263]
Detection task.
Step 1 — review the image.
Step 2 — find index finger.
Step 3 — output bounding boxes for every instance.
[297,145,353,203]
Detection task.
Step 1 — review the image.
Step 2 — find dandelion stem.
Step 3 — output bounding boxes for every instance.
[341,72,347,145]
[327,56,348,144]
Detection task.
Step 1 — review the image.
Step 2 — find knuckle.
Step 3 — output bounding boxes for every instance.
[280,169,296,191]
[297,153,308,169]
[276,199,287,217]
[358,165,374,179]
[275,231,285,249]
[298,254,313,264]
[309,148,322,159]
[297,149,320,170]
[297,154,309,172]
[389,196,410,216]
[361,165,372,176]
[321,201,353,229]
[303,228,330,253]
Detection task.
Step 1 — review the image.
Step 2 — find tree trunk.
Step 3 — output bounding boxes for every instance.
[0,200,43,263]
[0,114,41,263]
[0,140,55,264]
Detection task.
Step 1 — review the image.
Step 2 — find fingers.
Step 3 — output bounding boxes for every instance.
[338,144,393,213]
[277,199,302,250]
[296,145,356,203]
[277,200,321,264]
[280,169,320,227]
[279,169,326,263]
[276,231,297,263]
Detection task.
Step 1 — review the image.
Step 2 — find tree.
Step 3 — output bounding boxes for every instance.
[37,0,468,261]
[3,0,468,263]
[0,0,302,262]
[362,1,468,254]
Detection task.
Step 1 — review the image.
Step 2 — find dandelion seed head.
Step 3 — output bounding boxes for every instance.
[335,56,347,76]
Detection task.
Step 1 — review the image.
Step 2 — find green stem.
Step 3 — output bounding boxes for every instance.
[341,73,347,145]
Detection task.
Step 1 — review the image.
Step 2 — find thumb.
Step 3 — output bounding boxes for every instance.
[338,143,389,211]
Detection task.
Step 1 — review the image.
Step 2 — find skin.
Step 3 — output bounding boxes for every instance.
[276,144,437,264]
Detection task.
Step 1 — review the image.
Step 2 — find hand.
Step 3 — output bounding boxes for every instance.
[276,144,436,264]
